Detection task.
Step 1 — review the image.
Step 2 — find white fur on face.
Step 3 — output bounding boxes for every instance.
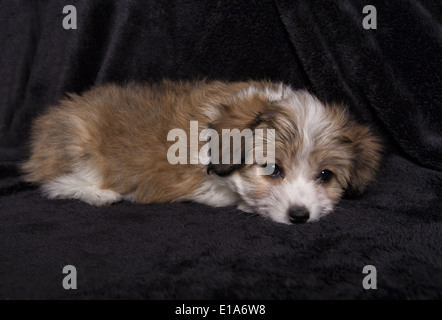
[222,87,338,224]
[261,165,334,224]
[225,164,334,224]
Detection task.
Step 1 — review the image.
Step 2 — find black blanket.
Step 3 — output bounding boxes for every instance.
[1,0,441,299]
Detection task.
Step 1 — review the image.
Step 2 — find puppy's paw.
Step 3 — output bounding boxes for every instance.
[237,203,254,213]
[84,188,122,206]
[42,176,122,206]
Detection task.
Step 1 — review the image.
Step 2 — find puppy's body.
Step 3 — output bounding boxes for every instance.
[22,80,382,224]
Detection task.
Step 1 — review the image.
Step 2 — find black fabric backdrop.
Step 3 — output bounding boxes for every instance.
[1,0,441,299]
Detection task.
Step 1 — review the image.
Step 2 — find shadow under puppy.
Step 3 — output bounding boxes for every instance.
[21,80,382,224]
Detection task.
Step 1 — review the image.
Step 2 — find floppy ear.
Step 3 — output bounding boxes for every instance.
[345,124,383,196]
[206,103,264,177]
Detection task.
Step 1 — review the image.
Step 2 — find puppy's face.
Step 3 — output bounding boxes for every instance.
[208,86,382,224]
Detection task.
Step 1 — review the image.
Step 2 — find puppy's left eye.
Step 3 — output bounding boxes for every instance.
[317,169,333,183]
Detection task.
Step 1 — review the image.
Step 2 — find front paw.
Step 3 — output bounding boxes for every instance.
[237,203,255,213]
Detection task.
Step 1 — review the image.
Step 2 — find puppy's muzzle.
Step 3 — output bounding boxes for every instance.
[289,206,310,224]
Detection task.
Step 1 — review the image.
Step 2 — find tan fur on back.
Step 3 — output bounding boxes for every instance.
[22,81,272,203]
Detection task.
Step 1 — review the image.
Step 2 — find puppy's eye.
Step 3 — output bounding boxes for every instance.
[317,169,333,183]
[263,163,284,178]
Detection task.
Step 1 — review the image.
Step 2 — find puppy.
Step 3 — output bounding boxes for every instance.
[21,80,382,224]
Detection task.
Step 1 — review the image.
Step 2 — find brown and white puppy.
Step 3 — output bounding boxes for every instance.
[21,80,382,224]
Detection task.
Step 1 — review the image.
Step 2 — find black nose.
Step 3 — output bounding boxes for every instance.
[288,206,310,224]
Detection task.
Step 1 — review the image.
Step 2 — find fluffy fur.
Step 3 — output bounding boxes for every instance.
[21,80,382,224]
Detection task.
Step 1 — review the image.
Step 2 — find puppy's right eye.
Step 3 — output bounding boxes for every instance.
[263,163,284,178]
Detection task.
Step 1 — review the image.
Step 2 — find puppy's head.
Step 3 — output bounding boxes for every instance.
[207,83,382,224]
